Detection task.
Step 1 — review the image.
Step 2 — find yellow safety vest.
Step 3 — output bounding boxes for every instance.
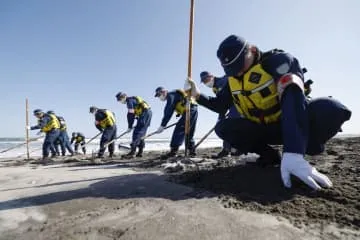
[76,136,84,143]
[98,110,116,129]
[42,114,61,132]
[174,89,197,115]
[228,64,281,124]
[133,96,150,117]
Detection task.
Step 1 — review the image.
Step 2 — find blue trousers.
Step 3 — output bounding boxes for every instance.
[215,91,351,156]
[59,130,74,155]
[99,125,117,157]
[223,141,231,151]
[218,106,241,152]
[54,141,61,155]
[43,129,60,158]
[170,106,198,150]
[131,109,152,149]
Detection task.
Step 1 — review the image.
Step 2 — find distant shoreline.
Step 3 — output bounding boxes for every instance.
[1,134,359,142]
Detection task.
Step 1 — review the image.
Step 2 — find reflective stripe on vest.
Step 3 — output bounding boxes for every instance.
[228,64,281,124]
[98,110,116,129]
[133,96,150,117]
[42,114,61,132]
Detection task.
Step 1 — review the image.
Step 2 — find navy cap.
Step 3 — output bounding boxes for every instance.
[154,86,165,97]
[200,71,211,82]
[89,106,98,113]
[217,35,248,76]
[115,92,126,100]
[33,109,43,115]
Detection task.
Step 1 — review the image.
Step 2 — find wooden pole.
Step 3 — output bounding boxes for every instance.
[185,0,195,157]
[25,98,30,160]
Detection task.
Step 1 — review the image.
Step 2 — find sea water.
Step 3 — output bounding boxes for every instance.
[0,137,223,159]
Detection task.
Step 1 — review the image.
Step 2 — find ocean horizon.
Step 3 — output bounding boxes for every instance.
[0,137,224,159]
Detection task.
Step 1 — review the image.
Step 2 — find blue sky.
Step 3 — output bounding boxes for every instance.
[0,0,359,139]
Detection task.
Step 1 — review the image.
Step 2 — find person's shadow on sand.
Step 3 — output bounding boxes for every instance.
[0,173,192,211]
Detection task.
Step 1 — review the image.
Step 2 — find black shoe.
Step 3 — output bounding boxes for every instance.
[136,148,143,158]
[256,148,281,167]
[160,150,177,160]
[122,150,135,159]
[41,157,53,165]
[211,149,230,159]
[189,150,196,157]
[231,150,242,156]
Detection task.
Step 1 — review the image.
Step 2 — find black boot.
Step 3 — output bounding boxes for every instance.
[211,149,230,159]
[189,148,196,157]
[123,148,136,159]
[136,147,143,157]
[256,145,281,167]
[231,149,242,156]
[160,148,178,160]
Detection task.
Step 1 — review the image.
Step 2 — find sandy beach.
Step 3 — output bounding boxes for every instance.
[0,137,359,240]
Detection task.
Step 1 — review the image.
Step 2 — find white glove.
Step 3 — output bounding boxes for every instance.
[184,77,200,98]
[156,126,164,134]
[125,128,132,134]
[36,131,42,136]
[26,125,31,130]
[281,152,333,190]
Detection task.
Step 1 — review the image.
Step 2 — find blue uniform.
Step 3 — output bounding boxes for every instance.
[126,96,152,150]
[212,77,227,94]
[161,90,198,152]
[54,138,61,156]
[30,114,60,158]
[212,76,242,152]
[70,133,86,154]
[56,116,74,156]
[95,109,117,157]
[197,51,351,157]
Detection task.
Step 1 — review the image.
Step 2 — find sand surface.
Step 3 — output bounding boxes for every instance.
[0,137,359,239]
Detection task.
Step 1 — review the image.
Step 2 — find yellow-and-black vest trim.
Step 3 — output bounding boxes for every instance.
[228,63,281,124]
[98,110,116,129]
[42,114,61,132]
[133,96,150,117]
[174,89,197,115]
